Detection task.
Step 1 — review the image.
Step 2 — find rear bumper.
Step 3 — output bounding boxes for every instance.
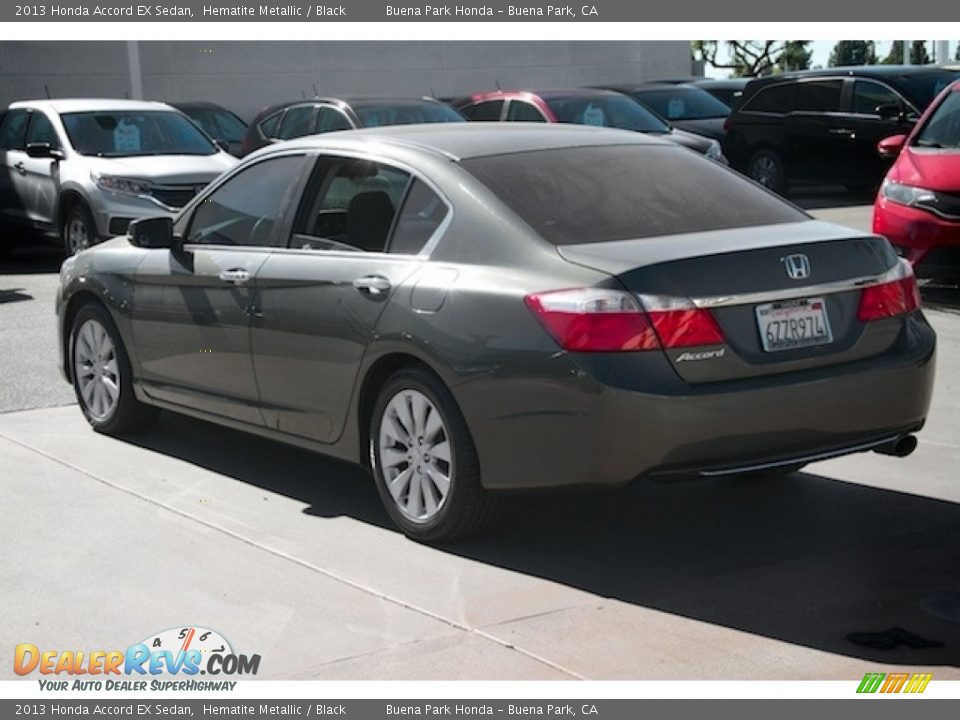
[461,314,936,490]
[873,198,960,280]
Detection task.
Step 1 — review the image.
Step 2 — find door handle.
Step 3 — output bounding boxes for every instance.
[828,128,855,136]
[353,275,391,296]
[218,268,250,285]
[13,162,26,175]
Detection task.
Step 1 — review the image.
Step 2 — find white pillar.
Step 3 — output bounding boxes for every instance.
[126,41,143,99]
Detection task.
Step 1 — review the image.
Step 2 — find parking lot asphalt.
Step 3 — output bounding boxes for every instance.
[1,202,959,680]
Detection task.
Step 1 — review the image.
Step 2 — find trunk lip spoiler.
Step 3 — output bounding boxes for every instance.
[686,260,911,310]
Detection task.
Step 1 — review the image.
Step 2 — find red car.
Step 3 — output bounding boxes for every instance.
[874,80,960,283]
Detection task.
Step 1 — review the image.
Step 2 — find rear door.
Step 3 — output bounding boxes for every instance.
[131,152,312,424]
[0,109,30,224]
[787,79,846,182]
[251,155,449,443]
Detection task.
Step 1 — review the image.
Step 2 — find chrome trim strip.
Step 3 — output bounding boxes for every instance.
[690,262,905,309]
[697,435,900,477]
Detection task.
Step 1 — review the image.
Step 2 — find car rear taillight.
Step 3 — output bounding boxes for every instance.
[857,260,921,322]
[639,294,726,348]
[524,289,726,352]
[524,288,660,352]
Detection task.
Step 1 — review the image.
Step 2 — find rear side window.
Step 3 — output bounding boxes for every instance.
[462,145,807,245]
[462,101,504,121]
[744,84,797,114]
[259,111,283,138]
[796,80,843,112]
[0,109,29,150]
[389,180,449,255]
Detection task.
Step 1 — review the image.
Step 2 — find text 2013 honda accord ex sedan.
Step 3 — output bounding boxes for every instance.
[56,124,936,541]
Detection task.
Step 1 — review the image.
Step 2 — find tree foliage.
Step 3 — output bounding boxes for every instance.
[828,41,877,67]
[777,41,813,72]
[882,41,931,65]
[693,41,799,77]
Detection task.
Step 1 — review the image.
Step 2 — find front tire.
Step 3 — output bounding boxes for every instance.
[70,303,158,435]
[62,201,97,256]
[370,367,499,542]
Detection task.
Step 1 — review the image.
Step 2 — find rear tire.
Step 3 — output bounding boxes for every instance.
[70,303,159,435]
[747,149,788,195]
[62,200,97,256]
[370,367,499,542]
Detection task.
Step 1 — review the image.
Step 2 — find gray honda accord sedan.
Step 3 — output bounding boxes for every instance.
[56,123,936,541]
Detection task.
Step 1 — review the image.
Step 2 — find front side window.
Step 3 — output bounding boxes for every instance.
[315,107,353,133]
[60,110,216,157]
[853,80,904,115]
[545,95,669,133]
[632,87,732,120]
[189,108,247,142]
[915,91,960,149]
[462,101,504,121]
[293,157,411,252]
[187,155,307,247]
[353,102,464,127]
[25,112,60,148]
[506,101,547,122]
[462,144,806,245]
[277,105,317,140]
[0,109,30,151]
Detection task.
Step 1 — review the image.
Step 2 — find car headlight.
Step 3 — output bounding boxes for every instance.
[705,140,723,161]
[881,179,938,208]
[91,172,152,197]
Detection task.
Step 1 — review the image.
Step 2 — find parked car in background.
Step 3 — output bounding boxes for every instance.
[453,89,726,162]
[0,99,237,255]
[57,124,934,541]
[171,101,247,157]
[723,66,959,195]
[690,78,751,110]
[874,80,960,283]
[597,82,733,141]
[241,97,465,155]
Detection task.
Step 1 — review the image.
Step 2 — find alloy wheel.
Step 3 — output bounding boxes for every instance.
[67,215,91,254]
[74,318,120,420]
[377,389,453,523]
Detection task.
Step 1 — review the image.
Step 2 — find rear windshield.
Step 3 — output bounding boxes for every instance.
[544,94,669,133]
[461,145,807,245]
[61,110,216,157]
[631,87,732,120]
[353,102,465,127]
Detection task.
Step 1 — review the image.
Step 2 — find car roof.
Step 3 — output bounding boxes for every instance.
[170,101,232,111]
[599,82,711,93]
[7,98,175,113]
[254,122,666,162]
[746,65,958,86]
[466,88,624,102]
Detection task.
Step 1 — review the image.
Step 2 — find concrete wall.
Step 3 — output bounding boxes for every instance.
[1,41,694,121]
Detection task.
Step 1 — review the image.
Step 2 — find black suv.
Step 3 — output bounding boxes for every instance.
[723,65,958,194]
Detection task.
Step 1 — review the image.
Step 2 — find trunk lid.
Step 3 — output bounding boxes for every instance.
[557,220,905,383]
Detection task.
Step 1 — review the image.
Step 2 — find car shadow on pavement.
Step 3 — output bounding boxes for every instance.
[124,412,960,669]
[789,187,877,210]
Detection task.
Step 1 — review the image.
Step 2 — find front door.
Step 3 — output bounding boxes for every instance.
[130,152,311,425]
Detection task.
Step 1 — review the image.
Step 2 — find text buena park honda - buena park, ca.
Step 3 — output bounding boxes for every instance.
[14,4,349,18]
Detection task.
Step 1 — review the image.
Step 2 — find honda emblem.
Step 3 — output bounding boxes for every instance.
[782,253,811,280]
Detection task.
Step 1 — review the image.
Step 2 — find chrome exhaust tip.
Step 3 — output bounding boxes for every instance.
[874,435,918,458]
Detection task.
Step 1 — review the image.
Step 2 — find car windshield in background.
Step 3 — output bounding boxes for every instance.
[462,144,806,245]
[632,87,732,120]
[353,102,465,127]
[915,91,960,149]
[544,95,669,133]
[892,71,960,111]
[189,108,247,142]
[61,110,217,157]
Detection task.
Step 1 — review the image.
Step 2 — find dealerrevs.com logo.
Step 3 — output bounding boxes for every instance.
[14,626,260,691]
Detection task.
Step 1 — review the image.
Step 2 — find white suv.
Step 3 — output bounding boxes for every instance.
[0,99,238,255]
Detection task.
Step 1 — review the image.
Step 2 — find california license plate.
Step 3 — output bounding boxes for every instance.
[756,297,833,352]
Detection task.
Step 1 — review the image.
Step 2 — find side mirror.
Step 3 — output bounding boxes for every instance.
[877,134,907,159]
[128,216,175,249]
[25,143,64,160]
[876,103,904,121]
